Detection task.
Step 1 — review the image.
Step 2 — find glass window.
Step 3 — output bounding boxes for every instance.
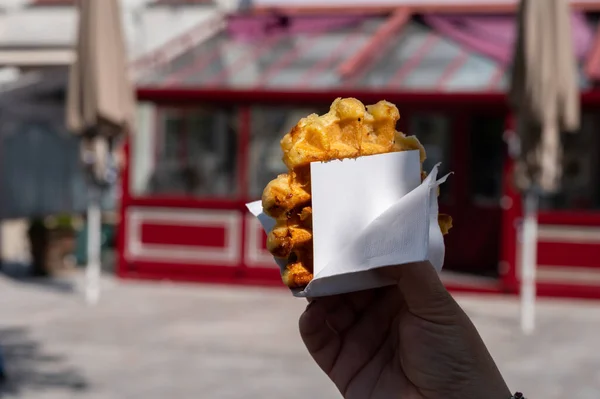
[131,102,239,198]
[248,105,324,198]
[408,113,452,203]
[539,112,600,210]
[470,115,505,205]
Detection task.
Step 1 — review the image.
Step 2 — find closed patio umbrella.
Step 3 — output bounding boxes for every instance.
[67,0,135,305]
[509,0,580,334]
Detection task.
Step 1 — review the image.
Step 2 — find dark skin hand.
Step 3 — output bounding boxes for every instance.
[299,261,511,399]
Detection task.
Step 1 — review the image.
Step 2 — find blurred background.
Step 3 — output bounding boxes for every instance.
[0,0,599,398]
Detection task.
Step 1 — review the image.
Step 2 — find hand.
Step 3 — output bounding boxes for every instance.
[299,261,511,399]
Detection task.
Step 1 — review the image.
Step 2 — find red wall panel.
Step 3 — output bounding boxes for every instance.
[140,223,226,248]
[537,242,600,269]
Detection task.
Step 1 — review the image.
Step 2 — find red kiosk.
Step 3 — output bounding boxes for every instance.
[119,5,600,299]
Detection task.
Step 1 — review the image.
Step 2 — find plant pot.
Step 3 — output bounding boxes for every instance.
[46,228,77,275]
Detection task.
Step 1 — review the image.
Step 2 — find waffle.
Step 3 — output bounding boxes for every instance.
[261,98,452,288]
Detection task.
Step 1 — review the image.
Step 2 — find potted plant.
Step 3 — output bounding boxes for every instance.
[45,214,79,275]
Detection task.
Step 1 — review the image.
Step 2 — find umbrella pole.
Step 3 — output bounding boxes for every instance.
[520,189,538,335]
[85,184,102,305]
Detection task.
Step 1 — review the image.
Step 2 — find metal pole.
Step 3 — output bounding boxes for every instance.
[520,189,538,335]
[85,184,102,305]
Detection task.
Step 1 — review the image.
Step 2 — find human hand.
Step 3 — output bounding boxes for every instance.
[299,261,511,399]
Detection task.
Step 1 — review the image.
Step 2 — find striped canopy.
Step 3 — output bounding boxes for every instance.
[136,13,594,92]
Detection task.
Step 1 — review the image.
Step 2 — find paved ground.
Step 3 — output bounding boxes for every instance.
[0,272,599,399]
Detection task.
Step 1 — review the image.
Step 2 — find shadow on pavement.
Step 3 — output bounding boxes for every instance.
[0,327,89,396]
[0,262,76,295]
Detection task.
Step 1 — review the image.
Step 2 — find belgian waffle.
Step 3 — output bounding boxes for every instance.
[261,98,452,288]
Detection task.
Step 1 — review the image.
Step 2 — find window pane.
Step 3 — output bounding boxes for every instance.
[248,105,324,198]
[408,114,452,202]
[131,103,239,198]
[539,112,600,210]
[470,115,504,204]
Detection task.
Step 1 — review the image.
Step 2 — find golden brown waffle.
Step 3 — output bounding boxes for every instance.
[261,98,452,289]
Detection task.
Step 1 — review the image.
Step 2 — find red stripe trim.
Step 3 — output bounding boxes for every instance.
[160,40,223,87]
[435,49,469,91]
[387,34,440,88]
[116,141,130,277]
[342,42,392,88]
[486,64,506,91]
[206,35,282,86]
[585,24,600,81]
[136,87,600,107]
[238,107,250,198]
[131,14,224,74]
[137,87,510,107]
[260,229,268,250]
[295,30,364,88]
[255,33,324,88]
[338,8,412,78]
[127,197,248,211]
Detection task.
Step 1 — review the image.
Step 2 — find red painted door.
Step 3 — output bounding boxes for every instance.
[399,107,506,276]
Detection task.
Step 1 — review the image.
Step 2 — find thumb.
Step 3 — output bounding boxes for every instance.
[379,261,458,321]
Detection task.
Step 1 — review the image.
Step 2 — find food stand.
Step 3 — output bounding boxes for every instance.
[119,7,600,299]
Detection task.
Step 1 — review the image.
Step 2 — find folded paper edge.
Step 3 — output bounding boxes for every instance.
[245,163,451,297]
[246,201,262,217]
[308,163,444,283]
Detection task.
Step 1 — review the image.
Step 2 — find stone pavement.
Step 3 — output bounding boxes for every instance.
[0,273,599,399]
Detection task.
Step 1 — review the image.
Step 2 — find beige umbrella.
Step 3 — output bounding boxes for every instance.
[67,0,135,304]
[509,0,580,334]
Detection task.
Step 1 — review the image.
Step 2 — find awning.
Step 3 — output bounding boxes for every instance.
[136,13,596,92]
[355,21,507,92]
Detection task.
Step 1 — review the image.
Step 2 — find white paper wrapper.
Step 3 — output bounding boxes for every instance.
[246,150,449,298]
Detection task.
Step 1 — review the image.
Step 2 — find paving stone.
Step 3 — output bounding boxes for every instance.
[0,273,598,398]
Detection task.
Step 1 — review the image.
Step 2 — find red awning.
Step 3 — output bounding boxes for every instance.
[136,13,595,93]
